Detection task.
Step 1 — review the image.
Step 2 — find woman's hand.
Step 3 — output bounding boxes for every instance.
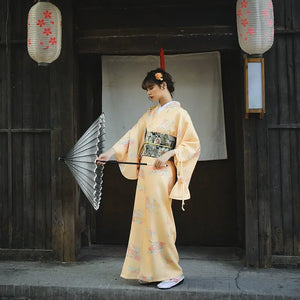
[96,148,116,165]
[154,150,175,169]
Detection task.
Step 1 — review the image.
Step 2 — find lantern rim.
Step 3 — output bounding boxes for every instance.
[38,62,49,67]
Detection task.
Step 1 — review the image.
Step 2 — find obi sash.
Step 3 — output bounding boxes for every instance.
[141,131,176,158]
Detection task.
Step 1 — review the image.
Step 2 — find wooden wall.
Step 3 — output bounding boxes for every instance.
[244,0,300,267]
[268,0,300,264]
[0,0,79,261]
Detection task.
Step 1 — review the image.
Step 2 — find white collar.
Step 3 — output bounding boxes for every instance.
[157,101,173,113]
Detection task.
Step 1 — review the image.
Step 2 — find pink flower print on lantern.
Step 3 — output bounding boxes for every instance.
[268,1,273,9]
[241,18,249,27]
[43,10,52,19]
[49,37,57,45]
[37,19,45,27]
[28,39,31,46]
[247,27,256,36]
[43,28,52,36]
[268,19,273,26]
[237,9,242,18]
[241,0,248,8]
[262,10,270,18]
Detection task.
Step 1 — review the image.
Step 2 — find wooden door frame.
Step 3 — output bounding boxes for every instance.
[75,27,255,261]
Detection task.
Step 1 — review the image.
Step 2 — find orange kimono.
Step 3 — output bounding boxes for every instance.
[112,101,200,282]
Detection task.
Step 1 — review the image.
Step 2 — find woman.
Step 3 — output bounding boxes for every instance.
[97,68,200,289]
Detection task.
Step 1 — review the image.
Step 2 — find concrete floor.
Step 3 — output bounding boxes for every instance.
[0,245,299,299]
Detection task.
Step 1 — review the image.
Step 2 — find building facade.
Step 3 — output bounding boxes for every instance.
[0,0,299,267]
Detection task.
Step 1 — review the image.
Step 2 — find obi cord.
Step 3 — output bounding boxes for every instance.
[141,131,176,158]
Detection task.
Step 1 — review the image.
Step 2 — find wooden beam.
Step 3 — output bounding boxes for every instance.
[77,26,238,54]
[0,249,54,261]
[272,255,300,268]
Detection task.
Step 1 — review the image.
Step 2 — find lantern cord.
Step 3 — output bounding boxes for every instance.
[160,48,165,70]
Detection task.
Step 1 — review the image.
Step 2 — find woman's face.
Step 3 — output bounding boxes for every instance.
[145,83,164,102]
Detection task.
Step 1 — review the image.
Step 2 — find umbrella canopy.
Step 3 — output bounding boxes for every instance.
[60,113,105,210]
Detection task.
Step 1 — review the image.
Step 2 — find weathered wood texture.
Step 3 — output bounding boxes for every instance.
[49,0,78,261]
[243,0,300,267]
[0,0,78,261]
[76,0,237,54]
[266,34,300,258]
[76,0,236,30]
[268,0,300,258]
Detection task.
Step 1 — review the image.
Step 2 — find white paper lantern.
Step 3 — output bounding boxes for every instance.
[236,0,274,55]
[27,1,62,66]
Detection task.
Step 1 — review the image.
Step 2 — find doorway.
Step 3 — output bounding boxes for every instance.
[77,50,244,249]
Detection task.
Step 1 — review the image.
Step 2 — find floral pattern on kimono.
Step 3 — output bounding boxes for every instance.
[112,101,200,282]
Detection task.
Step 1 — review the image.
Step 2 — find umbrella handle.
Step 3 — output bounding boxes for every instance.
[97,160,147,166]
[96,160,167,167]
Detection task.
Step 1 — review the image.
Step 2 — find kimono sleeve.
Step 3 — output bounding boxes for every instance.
[169,109,200,204]
[112,112,147,180]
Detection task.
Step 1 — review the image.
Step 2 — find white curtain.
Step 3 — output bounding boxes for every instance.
[102,52,227,161]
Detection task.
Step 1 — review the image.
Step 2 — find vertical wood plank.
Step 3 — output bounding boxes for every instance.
[0,135,9,248]
[0,0,7,42]
[11,134,24,248]
[265,38,283,256]
[34,134,51,249]
[23,134,35,249]
[234,53,245,249]
[291,35,300,256]
[6,0,13,250]
[10,0,31,41]
[291,0,300,29]
[11,47,24,129]
[244,119,259,267]
[278,35,294,256]
[43,134,52,250]
[0,48,8,129]
[287,34,297,257]
[50,127,63,259]
[272,0,287,29]
[24,54,50,129]
[256,120,271,267]
[50,0,77,261]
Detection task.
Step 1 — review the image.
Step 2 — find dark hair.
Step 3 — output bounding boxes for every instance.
[142,68,175,95]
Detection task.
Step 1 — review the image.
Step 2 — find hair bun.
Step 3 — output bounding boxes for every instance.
[142,68,175,94]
